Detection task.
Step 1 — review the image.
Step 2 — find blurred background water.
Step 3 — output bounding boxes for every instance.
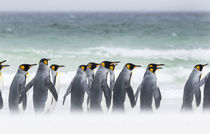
[0,12,210,112]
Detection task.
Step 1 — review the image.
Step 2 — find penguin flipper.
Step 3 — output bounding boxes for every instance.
[46,79,58,102]
[195,88,201,107]
[101,80,111,110]
[19,79,34,104]
[125,85,136,108]
[153,86,162,109]
[135,83,142,102]
[83,82,90,95]
[63,80,73,105]
[22,95,27,111]
[0,91,3,109]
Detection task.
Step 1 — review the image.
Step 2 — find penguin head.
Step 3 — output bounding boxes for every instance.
[50,64,65,71]
[0,65,10,71]
[87,62,100,70]
[101,61,120,69]
[40,58,51,65]
[79,65,87,71]
[125,63,141,70]
[0,60,7,65]
[19,64,37,72]
[195,64,208,71]
[110,63,118,71]
[148,63,164,73]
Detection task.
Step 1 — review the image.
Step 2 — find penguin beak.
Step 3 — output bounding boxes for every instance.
[110,61,120,65]
[58,65,65,68]
[156,67,163,70]
[1,65,10,69]
[156,64,165,67]
[29,64,37,68]
[134,65,142,68]
[47,59,51,61]
[0,60,7,65]
[203,64,208,67]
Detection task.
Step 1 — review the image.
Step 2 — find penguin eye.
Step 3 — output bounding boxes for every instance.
[149,68,154,73]
[196,65,201,71]
[126,64,130,69]
[20,65,25,70]
[102,62,105,67]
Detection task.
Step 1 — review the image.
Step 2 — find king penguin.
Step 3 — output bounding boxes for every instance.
[89,61,120,112]
[181,64,207,111]
[9,64,37,113]
[19,58,58,113]
[44,64,64,113]
[135,63,164,112]
[63,65,90,112]
[112,63,141,112]
[0,60,9,110]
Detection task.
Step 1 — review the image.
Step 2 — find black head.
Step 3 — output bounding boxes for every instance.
[194,64,208,71]
[0,65,9,70]
[19,64,37,71]
[125,63,141,70]
[50,64,65,71]
[87,62,100,70]
[79,65,87,71]
[40,58,51,65]
[148,63,164,73]
[101,61,120,69]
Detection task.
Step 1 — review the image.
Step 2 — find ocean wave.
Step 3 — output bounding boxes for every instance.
[4,46,210,61]
[86,46,210,61]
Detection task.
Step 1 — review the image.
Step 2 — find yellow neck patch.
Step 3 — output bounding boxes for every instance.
[150,68,154,73]
[88,65,92,69]
[20,65,25,70]
[26,72,29,76]
[110,66,114,71]
[44,60,48,65]
[126,64,130,69]
[56,72,58,76]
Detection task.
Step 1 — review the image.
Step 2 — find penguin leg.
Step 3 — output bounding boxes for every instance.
[46,79,58,101]
[125,85,136,108]
[153,86,162,109]
[101,80,111,110]
[19,79,34,103]
[135,83,142,102]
